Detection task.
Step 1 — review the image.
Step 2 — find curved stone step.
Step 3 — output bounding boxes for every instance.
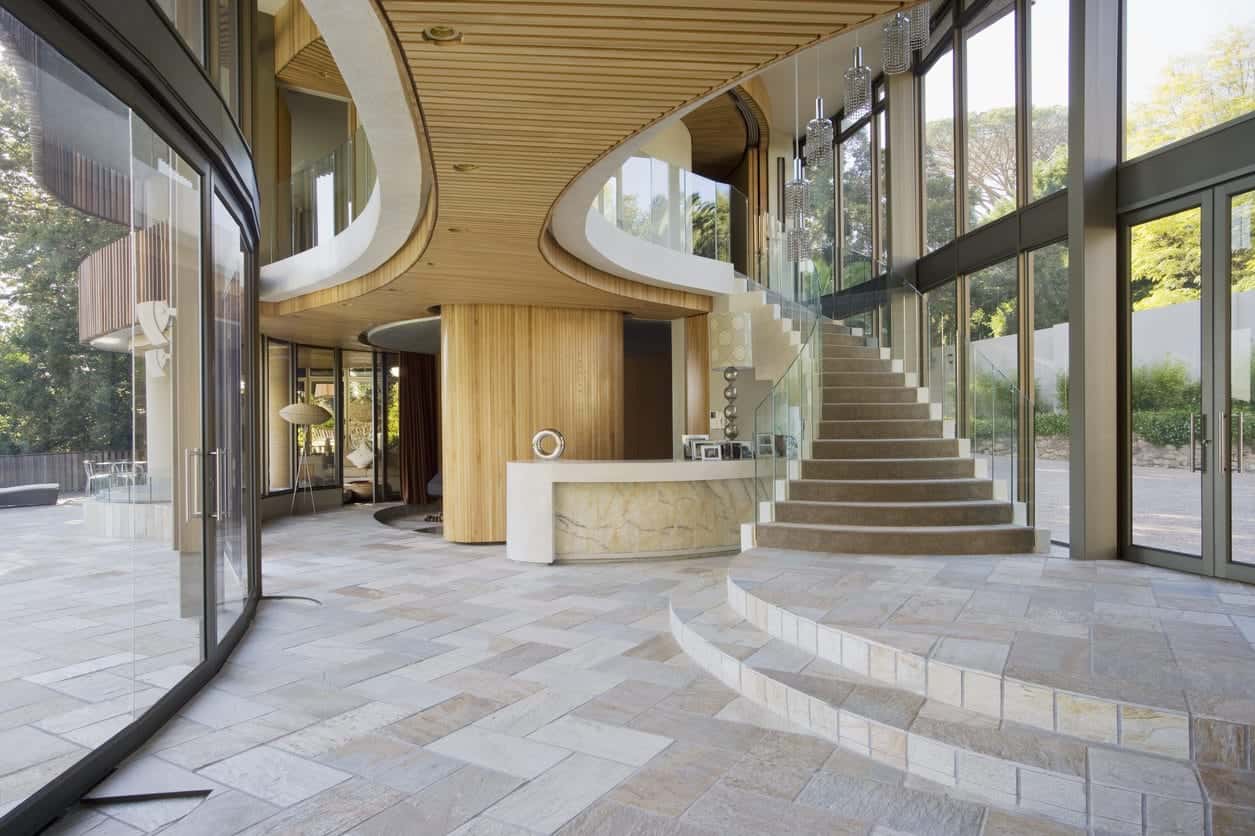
[670,593,1208,833]
[774,499,1015,527]
[801,457,980,480]
[812,437,964,460]
[756,522,1047,555]
[726,568,1205,765]
[789,478,995,503]
[818,418,944,439]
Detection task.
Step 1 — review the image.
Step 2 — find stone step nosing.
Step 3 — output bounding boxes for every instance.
[724,574,1204,765]
[669,596,1206,834]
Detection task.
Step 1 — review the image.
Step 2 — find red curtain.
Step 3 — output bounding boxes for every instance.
[399,352,440,505]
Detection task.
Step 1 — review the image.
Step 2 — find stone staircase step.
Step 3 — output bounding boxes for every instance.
[822,386,921,404]
[670,594,1206,833]
[812,438,964,460]
[818,418,944,439]
[823,333,870,347]
[774,499,1015,527]
[823,402,935,420]
[756,522,1045,555]
[823,371,908,388]
[800,457,979,480]
[823,344,885,359]
[788,478,995,502]
[824,356,894,373]
[725,566,1201,766]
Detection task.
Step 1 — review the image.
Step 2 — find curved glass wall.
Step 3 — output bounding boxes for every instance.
[271,125,376,263]
[594,155,747,266]
[0,5,255,827]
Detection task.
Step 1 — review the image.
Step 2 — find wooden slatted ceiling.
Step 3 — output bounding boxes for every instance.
[261,0,906,347]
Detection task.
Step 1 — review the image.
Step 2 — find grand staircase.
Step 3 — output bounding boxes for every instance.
[755,320,1050,556]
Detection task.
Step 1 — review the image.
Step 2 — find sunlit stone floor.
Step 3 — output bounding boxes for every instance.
[37,505,1079,835]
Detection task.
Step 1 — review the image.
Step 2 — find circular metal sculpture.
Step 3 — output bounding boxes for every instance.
[531,428,566,460]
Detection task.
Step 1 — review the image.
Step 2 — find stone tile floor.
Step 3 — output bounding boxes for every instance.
[0,501,201,817]
[39,505,1080,835]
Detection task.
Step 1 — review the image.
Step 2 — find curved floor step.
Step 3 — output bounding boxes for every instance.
[774,499,1015,527]
[670,591,1210,833]
[756,522,1048,556]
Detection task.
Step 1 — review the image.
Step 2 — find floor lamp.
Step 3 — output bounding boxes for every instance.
[279,402,332,513]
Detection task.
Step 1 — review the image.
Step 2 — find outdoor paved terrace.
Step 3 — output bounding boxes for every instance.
[5,504,1254,834]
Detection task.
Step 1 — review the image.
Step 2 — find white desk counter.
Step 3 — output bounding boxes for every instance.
[506,459,756,564]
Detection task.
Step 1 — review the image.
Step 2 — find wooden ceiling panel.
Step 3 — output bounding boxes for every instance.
[262,0,908,348]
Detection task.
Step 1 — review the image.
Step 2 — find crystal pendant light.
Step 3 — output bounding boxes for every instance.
[908,1,930,50]
[805,54,833,170]
[785,156,809,262]
[883,13,912,76]
[785,56,808,263]
[844,45,871,119]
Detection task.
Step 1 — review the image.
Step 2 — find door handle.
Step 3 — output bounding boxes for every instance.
[184,448,201,519]
[209,449,225,521]
[1191,413,1209,473]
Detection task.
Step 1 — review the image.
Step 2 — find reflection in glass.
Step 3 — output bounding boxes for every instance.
[212,0,239,117]
[212,195,247,640]
[1029,0,1068,201]
[1030,243,1070,543]
[343,350,375,500]
[923,50,956,251]
[154,0,205,61]
[0,12,205,813]
[924,283,958,423]
[266,339,293,492]
[840,123,872,288]
[1229,191,1255,564]
[1124,0,1255,160]
[968,259,1020,502]
[296,346,338,487]
[964,10,1017,230]
[1128,206,1203,556]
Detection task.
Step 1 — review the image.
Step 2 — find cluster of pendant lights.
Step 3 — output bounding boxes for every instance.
[786,2,929,261]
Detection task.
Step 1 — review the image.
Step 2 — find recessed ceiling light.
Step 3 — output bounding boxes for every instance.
[422,25,462,44]
[452,163,478,172]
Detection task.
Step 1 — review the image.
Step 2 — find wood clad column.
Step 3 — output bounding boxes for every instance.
[685,314,710,434]
[441,304,625,543]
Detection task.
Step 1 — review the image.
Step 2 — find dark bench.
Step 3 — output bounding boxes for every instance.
[0,483,60,508]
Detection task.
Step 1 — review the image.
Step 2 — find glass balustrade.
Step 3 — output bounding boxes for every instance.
[593,155,748,269]
[269,125,376,264]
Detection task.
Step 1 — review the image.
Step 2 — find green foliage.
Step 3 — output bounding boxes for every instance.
[1130,359,1199,412]
[1132,412,1193,449]
[0,50,132,455]
[1034,411,1069,437]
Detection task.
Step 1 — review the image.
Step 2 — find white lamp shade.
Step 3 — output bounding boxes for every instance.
[279,402,332,426]
[709,311,753,369]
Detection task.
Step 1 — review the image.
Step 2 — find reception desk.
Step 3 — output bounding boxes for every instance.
[506,459,755,564]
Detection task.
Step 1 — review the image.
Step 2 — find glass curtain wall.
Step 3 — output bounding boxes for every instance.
[1123,0,1255,161]
[1029,0,1068,200]
[342,350,375,500]
[925,283,959,424]
[963,4,1017,230]
[295,346,338,488]
[1030,242,1069,541]
[922,49,956,252]
[0,9,253,820]
[968,258,1020,502]
[265,339,293,493]
[833,80,890,289]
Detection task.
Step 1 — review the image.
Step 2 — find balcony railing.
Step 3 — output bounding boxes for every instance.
[592,155,748,269]
[268,125,376,264]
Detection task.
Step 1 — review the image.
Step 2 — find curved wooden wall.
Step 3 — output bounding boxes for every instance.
[441,304,624,543]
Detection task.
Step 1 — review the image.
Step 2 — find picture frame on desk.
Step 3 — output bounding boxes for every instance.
[680,434,709,460]
[695,442,722,461]
[755,433,774,458]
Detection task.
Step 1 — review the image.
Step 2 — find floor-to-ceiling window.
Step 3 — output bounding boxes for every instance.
[342,349,375,499]
[922,49,956,252]
[295,345,338,488]
[1030,241,1069,541]
[833,79,889,290]
[1028,0,1068,200]
[924,282,959,425]
[968,258,1020,502]
[1123,0,1255,161]
[963,3,1017,230]
[0,5,257,826]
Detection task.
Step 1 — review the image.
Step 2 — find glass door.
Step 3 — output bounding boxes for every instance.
[1123,177,1255,582]
[209,194,249,639]
[1219,180,1255,579]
